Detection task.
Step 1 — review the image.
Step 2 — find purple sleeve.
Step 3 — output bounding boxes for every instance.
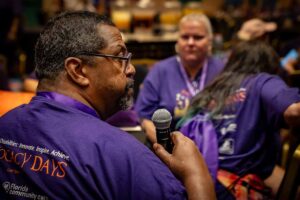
[260,75,300,128]
[135,66,161,119]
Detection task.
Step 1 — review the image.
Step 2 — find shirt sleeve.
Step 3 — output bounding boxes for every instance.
[260,75,300,128]
[135,66,161,120]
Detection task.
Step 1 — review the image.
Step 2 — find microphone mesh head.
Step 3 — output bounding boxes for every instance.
[151,109,172,129]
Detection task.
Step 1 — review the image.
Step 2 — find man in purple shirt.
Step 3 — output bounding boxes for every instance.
[0,11,215,199]
[135,13,224,144]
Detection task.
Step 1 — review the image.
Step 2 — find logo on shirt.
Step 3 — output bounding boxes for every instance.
[0,138,69,179]
[174,89,191,117]
[2,181,48,199]
[2,181,10,192]
[219,138,234,155]
[220,123,237,136]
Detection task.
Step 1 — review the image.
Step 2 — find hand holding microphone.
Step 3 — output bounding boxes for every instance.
[153,132,216,200]
[152,109,173,153]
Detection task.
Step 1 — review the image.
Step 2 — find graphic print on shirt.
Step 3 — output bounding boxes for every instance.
[174,89,192,118]
[1,180,49,199]
[214,88,247,155]
[0,138,69,178]
[220,123,237,136]
[219,138,234,155]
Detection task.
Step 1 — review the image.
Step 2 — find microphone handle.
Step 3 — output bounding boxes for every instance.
[156,127,173,153]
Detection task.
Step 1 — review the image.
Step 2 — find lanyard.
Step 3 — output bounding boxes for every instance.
[177,56,208,96]
[37,91,99,118]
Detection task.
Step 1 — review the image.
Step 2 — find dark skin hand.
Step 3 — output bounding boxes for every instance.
[153,132,216,200]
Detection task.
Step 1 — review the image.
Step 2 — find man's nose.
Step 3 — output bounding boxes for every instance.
[126,63,136,77]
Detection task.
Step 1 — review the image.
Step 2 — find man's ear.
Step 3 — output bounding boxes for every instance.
[64,57,89,86]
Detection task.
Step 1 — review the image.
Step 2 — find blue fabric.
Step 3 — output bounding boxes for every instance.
[0,93,186,199]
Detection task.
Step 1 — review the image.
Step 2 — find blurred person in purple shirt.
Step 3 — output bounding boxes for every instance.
[0,11,215,200]
[135,13,225,144]
[178,41,300,199]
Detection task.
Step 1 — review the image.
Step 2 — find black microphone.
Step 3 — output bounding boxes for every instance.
[152,109,173,153]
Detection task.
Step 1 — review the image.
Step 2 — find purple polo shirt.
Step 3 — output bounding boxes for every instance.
[0,92,185,199]
[135,55,224,128]
[214,74,300,178]
[180,73,300,197]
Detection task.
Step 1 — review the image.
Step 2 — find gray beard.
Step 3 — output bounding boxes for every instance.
[119,95,133,110]
[118,80,134,110]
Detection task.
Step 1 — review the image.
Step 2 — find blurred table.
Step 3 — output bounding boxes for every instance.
[0,90,35,116]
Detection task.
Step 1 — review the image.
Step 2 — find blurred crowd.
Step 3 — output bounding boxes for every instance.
[1,0,300,92]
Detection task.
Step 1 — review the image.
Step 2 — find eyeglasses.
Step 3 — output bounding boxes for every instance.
[77,52,132,73]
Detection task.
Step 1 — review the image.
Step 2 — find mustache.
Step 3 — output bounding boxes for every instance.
[119,80,134,111]
[125,80,134,91]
